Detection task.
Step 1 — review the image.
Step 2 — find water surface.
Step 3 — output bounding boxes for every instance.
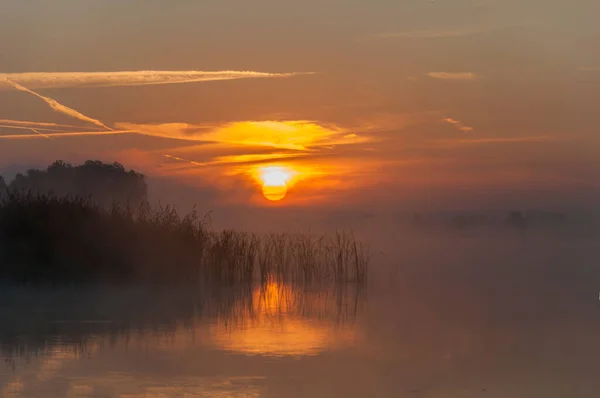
[2,235,600,397]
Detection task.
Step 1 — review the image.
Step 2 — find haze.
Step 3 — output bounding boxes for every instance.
[1,0,599,217]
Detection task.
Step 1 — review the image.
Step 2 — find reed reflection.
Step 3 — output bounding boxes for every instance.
[0,281,364,360]
[208,281,363,356]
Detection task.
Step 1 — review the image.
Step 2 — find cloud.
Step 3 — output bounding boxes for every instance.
[443,118,474,132]
[114,122,211,143]
[104,120,381,205]
[0,130,132,139]
[0,119,104,130]
[4,79,112,130]
[0,70,309,90]
[0,70,310,133]
[428,72,478,81]
[116,120,369,150]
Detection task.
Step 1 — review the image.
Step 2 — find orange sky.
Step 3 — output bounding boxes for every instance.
[1,0,599,210]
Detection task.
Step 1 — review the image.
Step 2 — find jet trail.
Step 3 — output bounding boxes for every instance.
[4,78,113,130]
[29,129,53,140]
[0,119,105,130]
[0,130,132,139]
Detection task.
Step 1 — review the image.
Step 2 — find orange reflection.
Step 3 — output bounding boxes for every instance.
[209,282,360,357]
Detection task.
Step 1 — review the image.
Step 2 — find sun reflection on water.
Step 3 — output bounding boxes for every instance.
[0,283,364,396]
[208,282,361,357]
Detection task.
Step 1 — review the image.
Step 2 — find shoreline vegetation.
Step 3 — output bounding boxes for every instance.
[0,192,369,285]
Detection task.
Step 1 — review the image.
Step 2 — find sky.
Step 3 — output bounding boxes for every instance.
[1,0,599,214]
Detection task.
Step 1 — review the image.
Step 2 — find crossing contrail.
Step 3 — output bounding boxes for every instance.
[0,119,105,130]
[4,78,113,130]
[29,128,53,140]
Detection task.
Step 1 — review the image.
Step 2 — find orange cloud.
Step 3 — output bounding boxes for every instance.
[443,118,474,132]
[428,72,478,81]
[115,121,381,205]
[116,120,370,150]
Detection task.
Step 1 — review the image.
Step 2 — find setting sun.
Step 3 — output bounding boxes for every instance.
[259,166,294,201]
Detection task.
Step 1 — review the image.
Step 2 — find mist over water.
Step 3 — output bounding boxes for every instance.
[2,224,599,397]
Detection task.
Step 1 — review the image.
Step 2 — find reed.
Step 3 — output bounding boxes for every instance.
[0,193,369,285]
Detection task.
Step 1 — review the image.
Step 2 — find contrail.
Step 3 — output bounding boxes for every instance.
[4,78,113,130]
[163,154,207,167]
[0,130,133,139]
[0,70,313,90]
[0,124,103,133]
[0,119,105,130]
[29,128,53,140]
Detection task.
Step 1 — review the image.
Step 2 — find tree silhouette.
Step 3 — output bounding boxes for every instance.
[0,176,6,196]
[8,160,147,207]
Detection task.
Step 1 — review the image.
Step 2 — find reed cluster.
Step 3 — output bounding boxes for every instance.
[0,193,369,285]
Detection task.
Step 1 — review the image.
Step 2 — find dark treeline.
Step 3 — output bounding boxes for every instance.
[0,160,147,207]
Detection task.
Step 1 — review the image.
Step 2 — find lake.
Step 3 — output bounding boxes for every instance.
[2,234,600,397]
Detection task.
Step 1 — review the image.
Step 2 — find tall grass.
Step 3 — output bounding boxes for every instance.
[0,193,369,285]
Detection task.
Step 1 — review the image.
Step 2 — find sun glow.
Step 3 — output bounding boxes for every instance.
[259,166,294,201]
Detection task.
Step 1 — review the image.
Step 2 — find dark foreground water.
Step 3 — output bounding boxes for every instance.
[2,234,600,397]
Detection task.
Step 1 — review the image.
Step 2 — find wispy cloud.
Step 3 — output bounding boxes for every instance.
[4,79,112,130]
[114,122,211,143]
[0,130,132,139]
[443,118,474,132]
[116,121,369,150]
[0,124,77,133]
[428,72,478,81]
[0,70,309,90]
[163,152,309,170]
[0,119,104,130]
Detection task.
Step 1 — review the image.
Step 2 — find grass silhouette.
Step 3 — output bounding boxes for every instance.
[0,193,369,285]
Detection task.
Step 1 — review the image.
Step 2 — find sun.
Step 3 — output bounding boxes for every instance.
[259,166,293,201]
